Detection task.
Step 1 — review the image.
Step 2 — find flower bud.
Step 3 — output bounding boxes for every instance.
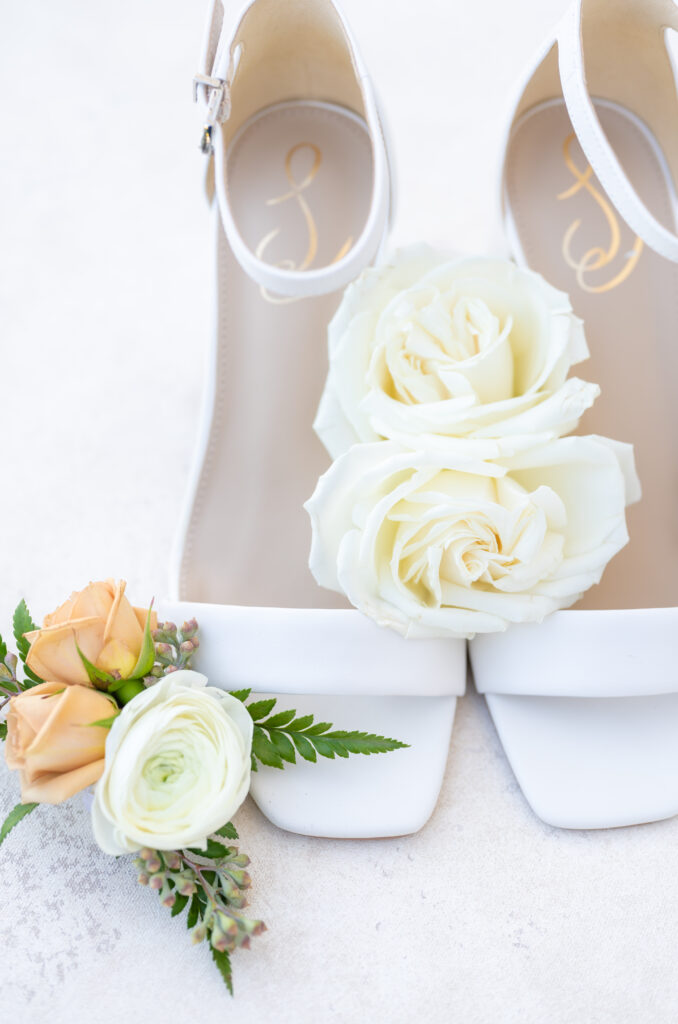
[137,872,150,886]
[181,619,198,638]
[139,848,155,861]
[176,873,197,897]
[179,640,194,654]
[225,868,251,889]
[146,856,162,874]
[230,853,250,868]
[164,851,182,871]
[163,622,177,636]
[211,914,238,954]
[216,911,239,937]
[161,889,176,909]
[226,890,247,910]
[149,872,166,890]
[155,643,173,659]
[191,923,207,945]
[242,919,267,937]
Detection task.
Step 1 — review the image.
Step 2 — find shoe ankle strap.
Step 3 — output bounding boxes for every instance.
[557,0,678,264]
[193,0,391,300]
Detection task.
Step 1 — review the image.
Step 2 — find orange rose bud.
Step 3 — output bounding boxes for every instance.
[5,681,115,804]
[24,579,157,686]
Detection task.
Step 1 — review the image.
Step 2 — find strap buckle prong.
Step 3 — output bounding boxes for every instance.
[192,73,231,154]
[192,73,224,103]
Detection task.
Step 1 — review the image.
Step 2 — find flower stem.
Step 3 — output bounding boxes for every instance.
[180,853,219,908]
[115,679,146,705]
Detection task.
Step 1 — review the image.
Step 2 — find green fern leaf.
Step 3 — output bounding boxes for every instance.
[324,731,409,755]
[211,948,233,996]
[228,689,251,703]
[290,732,317,763]
[246,698,278,721]
[252,727,283,769]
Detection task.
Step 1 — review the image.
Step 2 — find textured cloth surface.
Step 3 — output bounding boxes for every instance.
[2,0,678,1021]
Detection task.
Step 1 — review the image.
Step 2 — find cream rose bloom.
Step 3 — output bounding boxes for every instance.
[92,671,253,854]
[314,247,599,457]
[306,437,640,638]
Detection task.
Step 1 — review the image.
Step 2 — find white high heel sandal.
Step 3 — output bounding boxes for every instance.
[165,0,466,838]
[470,0,678,829]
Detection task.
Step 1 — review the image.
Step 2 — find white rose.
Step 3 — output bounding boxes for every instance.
[92,670,253,854]
[314,247,599,457]
[305,437,640,639]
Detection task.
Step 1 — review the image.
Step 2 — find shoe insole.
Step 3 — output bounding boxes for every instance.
[178,101,373,607]
[504,99,678,610]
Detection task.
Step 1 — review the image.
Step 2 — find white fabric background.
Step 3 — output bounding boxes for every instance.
[1,0,677,1020]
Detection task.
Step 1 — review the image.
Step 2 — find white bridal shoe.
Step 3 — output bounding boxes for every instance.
[166,0,466,838]
[470,0,678,828]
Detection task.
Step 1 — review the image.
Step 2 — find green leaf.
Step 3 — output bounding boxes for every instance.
[129,604,155,679]
[304,722,333,736]
[186,894,201,929]
[290,732,317,763]
[259,708,296,729]
[323,731,409,755]
[13,600,38,661]
[215,822,238,840]
[312,736,347,759]
[228,688,251,703]
[75,643,116,687]
[252,726,283,769]
[0,722,7,741]
[12,601,43,686]
[268,729,296,764]
[211,947,234,996]
[0,635,7,664]
[246,698,277,721]
[171,892,189,918]
[288,714,314,732]
[84,714,119,729]
[0,802,37,847]
[21,665,45,688]
[187,839,228,860]
[248,699,410,771]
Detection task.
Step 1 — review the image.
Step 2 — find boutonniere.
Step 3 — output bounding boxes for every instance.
[0,579,406,995]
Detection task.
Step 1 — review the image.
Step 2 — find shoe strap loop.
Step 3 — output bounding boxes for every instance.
[192,0,391,300]
[558,0,678,264]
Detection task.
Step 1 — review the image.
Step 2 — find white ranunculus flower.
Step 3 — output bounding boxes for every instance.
[314,247,599,457]
[92,670,253,854]
[305,437,640,639]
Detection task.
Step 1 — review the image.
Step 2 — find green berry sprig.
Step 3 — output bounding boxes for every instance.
[133,823,265,994]
[146,618,200,682]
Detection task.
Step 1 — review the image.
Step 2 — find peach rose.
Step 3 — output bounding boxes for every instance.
[5,681,114,803]
[25,579,157,686]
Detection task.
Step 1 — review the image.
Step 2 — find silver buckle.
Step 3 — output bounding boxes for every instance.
[192,73,230,154]
[200,125,214,156]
